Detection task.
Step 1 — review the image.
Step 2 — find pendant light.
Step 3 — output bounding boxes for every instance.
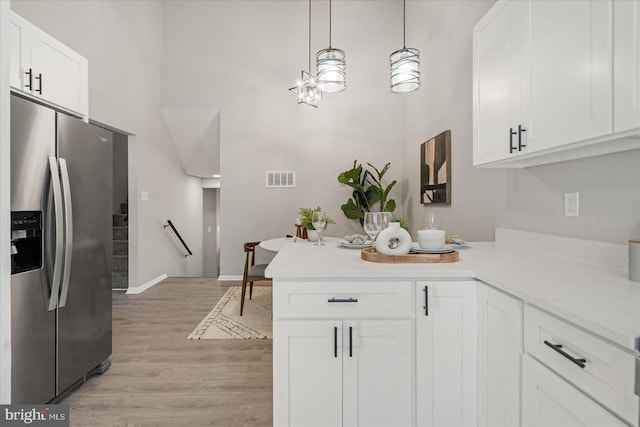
[390,0,420,93]
[316,0,346,93]
[289,0,322,107]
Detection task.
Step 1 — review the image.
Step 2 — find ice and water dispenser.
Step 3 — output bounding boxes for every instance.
[11,211,42,275]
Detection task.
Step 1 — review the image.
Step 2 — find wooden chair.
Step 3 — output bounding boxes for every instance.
[240,241,272,316]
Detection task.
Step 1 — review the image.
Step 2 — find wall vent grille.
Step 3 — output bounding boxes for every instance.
[266,171,296,188]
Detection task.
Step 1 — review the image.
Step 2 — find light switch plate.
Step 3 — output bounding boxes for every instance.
[564,192,579,216]
[140,191,149,201]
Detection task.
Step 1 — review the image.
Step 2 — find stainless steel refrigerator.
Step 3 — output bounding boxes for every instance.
[10,94,112,403]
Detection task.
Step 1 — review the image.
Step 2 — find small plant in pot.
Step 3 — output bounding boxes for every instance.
[297,207,335,242]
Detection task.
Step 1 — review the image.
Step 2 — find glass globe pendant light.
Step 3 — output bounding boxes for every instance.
[390,0,421,93]
[289,0,322,107]
[316,0,346,93]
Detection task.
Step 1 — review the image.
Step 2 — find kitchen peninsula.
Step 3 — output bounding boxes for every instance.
[266,228,640,427]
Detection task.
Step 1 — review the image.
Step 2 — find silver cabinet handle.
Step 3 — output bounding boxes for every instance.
[47,157,63,311]
[58,158,73,308]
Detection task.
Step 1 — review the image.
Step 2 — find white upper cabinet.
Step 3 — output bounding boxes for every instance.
[526,0,612,153]
[9,12,88,118]
[473,0,527,164]
[614,0,640,132]
[474,0,640,168]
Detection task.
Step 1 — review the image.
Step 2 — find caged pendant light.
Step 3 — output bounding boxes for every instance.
[390,0,421,93]
[289,0,322,107]
[316,0,346,93]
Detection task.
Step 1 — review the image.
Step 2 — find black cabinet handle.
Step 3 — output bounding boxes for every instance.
[544,340,586,368]
[518,124,526,151]
[35,73,42,94]
[349,326,353,357]
[328,297,358,303]
[423,286,429,316]
[509,127,517,153]
[334,327,338,358]
[24,68,33,90]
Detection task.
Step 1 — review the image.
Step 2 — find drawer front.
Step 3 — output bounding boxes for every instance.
[273,281,413,319]
[524,305,639,425]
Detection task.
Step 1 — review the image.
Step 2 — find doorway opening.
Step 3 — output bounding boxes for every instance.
[111,131,129,290]
[203,188,220,278]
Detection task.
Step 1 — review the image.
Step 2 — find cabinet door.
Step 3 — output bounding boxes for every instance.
[522,356,627,427]
[473,0,525,165]
[273,321,343,427]
[9,12,32,91]
[526,0,612,152]
[30,28,88,116]
[614,0,640,132]
[477,283,523,427]
[416,282,477,427]
[343,320,413,427]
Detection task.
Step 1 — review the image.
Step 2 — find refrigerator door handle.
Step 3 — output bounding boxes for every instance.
[47,156,64,311]
[58,158,73,308]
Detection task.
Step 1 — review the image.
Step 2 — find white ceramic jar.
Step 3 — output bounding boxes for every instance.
[375,222,412,255]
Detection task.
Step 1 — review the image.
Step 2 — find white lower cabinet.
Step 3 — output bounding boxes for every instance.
[274,319,412,427]
[524,305,639,426]
[273,321,343,427]
[477,283,523,427]
[273,281,413,427]
[416,281,477,427]
[522,355,627,427]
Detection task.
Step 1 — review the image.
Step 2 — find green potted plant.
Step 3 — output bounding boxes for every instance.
[297,207,335,241]
[337,161,397,225]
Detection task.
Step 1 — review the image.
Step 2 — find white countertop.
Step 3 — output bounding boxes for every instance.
[265,235,640,353]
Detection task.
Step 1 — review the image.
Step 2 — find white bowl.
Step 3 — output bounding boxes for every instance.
[417,229,445,249]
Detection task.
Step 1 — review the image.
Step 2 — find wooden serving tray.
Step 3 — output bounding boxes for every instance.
[361,247,459,263]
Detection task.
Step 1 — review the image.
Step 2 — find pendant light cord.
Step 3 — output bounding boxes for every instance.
[308,0,312,72]
[403,0,406,49]
[329,0,333,48]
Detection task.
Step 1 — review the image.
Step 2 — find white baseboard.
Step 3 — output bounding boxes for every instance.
[126,274,168,295]
[217,275,242,281]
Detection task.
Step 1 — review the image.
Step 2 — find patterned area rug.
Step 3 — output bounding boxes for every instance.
[187,286,272,339]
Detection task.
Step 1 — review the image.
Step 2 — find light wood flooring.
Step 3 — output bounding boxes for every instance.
[61,278,273,427]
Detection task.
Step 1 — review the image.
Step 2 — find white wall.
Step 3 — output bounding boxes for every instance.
[403,0,504,242]
[161,1,407,276]
[11,0,205,281]
[502,151,640,244]
[404,0,640,246]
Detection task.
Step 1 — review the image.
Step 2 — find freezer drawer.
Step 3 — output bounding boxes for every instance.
[11,269,55,404]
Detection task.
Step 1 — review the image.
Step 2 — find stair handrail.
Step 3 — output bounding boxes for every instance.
[164,220,193,257]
